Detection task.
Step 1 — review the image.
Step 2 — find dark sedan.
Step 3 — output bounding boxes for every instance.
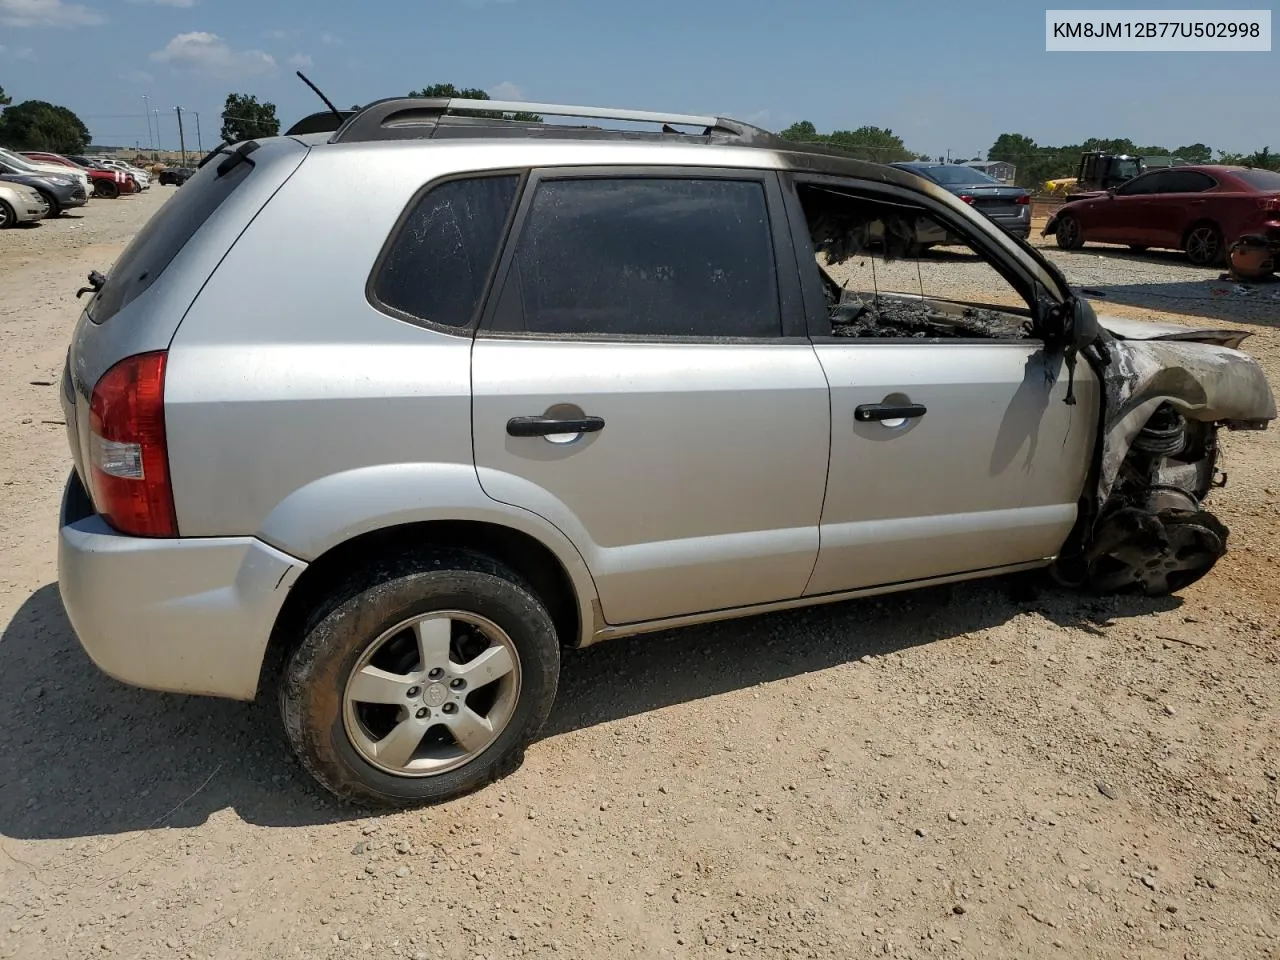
[0,170,87,217]
[159,167,195,186]
[891,162,1032,239]
[1044,165,1280,266]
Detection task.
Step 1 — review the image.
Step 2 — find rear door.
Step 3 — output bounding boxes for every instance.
[471,168,830,625]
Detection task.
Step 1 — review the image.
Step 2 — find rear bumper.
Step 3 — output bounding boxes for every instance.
[57,471,307,701]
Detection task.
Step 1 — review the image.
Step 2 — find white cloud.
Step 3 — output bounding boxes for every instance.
[151,31,276,77]
[489,80,524,101]
[287,52,312,69]
[319,31,341,46]
[127,0,196,6]
[0,43,38,60]
[0,0,104,27]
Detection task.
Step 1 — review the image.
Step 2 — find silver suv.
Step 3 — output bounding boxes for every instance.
[58,97,1276,806]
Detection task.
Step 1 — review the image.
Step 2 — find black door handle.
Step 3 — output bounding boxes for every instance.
[855,403,927,423]
[507,415,606,438]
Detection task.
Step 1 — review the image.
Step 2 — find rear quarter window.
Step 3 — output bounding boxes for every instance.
[88,154,256,325]
[371,174,521,329]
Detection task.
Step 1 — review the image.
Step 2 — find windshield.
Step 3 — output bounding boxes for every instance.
[921,165,1000,185]
[0,149,41,173]
[1114,158,1141,180]
[1236,168,1280,190]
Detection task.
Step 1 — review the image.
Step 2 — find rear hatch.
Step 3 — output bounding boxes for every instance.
[61,137,310,499]
[962,185,1025,219]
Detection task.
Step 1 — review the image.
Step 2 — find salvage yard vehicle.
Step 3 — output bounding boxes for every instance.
[1045,165,1280,265]
[0,170,88,218]
[22,151,130,199]
[57,97,1276,807]
[890,162,1032,241]
[0,147,92,200]
[158,166,194,186]
[0,180,49,227]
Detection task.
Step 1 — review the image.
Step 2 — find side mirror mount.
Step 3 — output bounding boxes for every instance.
[1106,186,1117,197]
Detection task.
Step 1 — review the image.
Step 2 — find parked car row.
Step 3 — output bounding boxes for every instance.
[0,148,183,229]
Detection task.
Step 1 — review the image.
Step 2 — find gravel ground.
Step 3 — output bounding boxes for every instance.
[1,195,1278,960]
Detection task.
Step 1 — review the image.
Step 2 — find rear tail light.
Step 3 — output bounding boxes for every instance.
[1016,194,1031,205]
[958,195,975,204]
[1261,195,1280,214]
[88,351,177,537]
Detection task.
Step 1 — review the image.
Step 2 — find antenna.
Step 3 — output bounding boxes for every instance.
[296,70,342,122]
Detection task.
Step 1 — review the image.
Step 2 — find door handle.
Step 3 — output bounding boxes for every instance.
[506,415,605,438]
[855,403,927,423]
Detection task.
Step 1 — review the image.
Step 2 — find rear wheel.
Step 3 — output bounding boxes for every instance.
[0,200,14,229]
[1184,222,1223,266]
[280,551,561,807]
[93,179,119,200]
[1054,213,1084,250]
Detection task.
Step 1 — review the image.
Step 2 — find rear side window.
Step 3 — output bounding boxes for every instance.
[372,174,520,328]
[1161,171,1216,193]
[1235,168,1280,190]
[489,177,781,338]
[89,154,257,324]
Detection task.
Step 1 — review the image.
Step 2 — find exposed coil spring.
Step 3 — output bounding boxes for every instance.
[1133,409,1186,457]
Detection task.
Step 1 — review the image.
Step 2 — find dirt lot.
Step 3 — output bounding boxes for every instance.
[1,195,1278,960]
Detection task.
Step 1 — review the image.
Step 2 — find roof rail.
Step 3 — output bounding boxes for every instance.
[328,96,768,144]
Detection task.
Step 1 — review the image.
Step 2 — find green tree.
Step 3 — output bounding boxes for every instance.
[0,85,11,107]
[220,93,280,143]
[778,121,917,162]
[0,100,90,153]
[1174,143,1212,163]
[409,83,542,122]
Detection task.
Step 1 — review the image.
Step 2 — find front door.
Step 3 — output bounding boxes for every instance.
[782,175,1099,596]
[471,169,830,625]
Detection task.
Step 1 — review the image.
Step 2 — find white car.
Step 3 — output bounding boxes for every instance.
[92,158,150,190]
[0,148,91,196]
[0,181,50,227]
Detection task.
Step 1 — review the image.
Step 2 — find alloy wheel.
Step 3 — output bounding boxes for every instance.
[342,610,522,777]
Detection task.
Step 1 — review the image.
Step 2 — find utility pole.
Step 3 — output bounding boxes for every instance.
[193,111,203,153]
[175,105,187,166]
[153,109,162,152]
[142,95,154,151]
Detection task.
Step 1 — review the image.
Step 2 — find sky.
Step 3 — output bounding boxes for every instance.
[0,0,1277,156]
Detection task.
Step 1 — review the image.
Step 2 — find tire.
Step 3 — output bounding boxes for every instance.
[37,190,60,218]
[1184,222,1223,266]
[1128,245,1148,252]
[0,200,14,229]
[280,550,561,807]
[1054,213,1084,250]
[93,179,119,200]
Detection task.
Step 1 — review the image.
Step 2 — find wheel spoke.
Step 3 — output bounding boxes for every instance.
[347,665,415,705]
[374,716,429,768]
[453,645,515,688]
[413,616,453,671]
[446,707,494,753]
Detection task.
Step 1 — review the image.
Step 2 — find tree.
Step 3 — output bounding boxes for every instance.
[1174,143,1212,164]
[220,93,280,143]
[0,86,11,107]
[408,83,542,122]
[778,121,918,162]
[0,100,90,153]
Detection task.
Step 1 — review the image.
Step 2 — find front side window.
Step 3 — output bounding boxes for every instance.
[489,177,781,338]
[1116,172,1167,196]
[373,174,520,328]
[1160,171,1216,193]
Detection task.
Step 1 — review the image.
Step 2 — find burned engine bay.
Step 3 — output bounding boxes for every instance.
[799,181,1277,595]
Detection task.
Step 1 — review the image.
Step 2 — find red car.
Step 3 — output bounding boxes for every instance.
[1044,165,1280,266]
[20,151,136,199]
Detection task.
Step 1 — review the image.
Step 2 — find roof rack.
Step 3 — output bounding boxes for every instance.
[328,97,773,145]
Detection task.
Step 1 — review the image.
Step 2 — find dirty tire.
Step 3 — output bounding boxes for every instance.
[94,179,120,200]
[37,191,61,218]
[280,551,560,808]
[1184,222,1223,266]
[1055,214,1084,250]
[0,200,13,229]
[1084,508,1228,597]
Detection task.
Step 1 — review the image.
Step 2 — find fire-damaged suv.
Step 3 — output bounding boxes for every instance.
[57,97,1275,806]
